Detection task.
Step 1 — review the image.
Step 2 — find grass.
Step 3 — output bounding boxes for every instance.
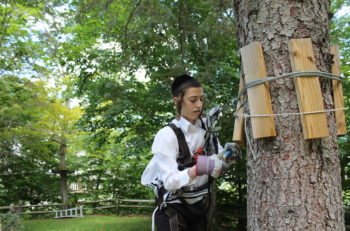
[22,215,152,231]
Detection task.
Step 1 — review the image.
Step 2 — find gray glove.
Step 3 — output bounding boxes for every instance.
[220,142,242,168]
[196,154,223,178]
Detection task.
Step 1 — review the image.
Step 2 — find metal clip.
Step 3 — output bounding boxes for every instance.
[176,188,183,196]
[183,186,196,191]
[159,201,167,210]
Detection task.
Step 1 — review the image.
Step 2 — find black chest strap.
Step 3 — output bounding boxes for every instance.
[156,122,213,210]
[167,123,194,171]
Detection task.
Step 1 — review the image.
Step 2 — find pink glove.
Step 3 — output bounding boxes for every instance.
[196,154,223,178]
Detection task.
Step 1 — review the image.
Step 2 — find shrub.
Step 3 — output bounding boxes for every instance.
[0,213,24,231]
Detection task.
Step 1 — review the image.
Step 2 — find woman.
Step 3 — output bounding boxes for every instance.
[141,74,224,231]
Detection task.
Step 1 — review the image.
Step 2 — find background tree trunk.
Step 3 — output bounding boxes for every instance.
[208,181,217,231]
[59,138,69,209]
[233,0,345,230]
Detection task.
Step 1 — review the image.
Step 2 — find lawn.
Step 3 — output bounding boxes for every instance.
[22,215,152,231]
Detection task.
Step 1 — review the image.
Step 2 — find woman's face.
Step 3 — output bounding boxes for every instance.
[175,87,204,124]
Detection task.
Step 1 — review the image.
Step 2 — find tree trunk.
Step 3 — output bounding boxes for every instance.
[59,138,69,208]
[208,181,217,231]
[233,1,344,230]
[60,170,68,209]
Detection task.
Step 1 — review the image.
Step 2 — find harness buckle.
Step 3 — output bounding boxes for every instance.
[183,186,196,191]
[176,188,184,195]
[159,201,167,210]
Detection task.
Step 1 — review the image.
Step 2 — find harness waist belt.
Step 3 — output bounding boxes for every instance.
[182,182,209,192]
[167,183,210,200]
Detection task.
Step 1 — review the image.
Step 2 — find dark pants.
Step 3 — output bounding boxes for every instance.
[155,199,208,231]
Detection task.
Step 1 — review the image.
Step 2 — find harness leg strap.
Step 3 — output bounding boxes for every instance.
[169,214,178,231]
[164,206,187,231]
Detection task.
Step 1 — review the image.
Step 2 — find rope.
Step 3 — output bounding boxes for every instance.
[228,70,347,118]
[244,117,256,160]
[229,70,347,159]
[241,107,348,159]
[235,107,348,118]
[231,71,344,106]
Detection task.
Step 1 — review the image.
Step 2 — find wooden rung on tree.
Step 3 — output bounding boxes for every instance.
[232,74,245,146]
[288,38,329,139]
[240,42,276,139]
[330,45,347,136]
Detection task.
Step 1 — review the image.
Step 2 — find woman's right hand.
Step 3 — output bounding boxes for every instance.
[195,154,223,178]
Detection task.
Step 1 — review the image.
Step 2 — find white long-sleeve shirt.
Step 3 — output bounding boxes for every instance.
[141,116,222,204]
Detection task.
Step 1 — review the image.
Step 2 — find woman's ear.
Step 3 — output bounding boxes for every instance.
[173,97,178,104]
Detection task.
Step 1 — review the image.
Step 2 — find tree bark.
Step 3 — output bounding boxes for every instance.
[233,1,344,230]
[59,138,69,208]
[208,181,217,231]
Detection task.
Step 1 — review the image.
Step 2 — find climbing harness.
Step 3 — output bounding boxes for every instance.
[152,121,212,231]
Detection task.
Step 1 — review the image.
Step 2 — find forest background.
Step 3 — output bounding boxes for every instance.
[0,0,349,226]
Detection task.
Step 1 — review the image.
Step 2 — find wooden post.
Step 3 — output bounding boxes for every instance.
[116,196,120,216]
[288,38,329,139]
[18,200,23,214]
[240,42,276,139]
[232,74,245,146]
[9,204,16,214]
[330,45,347,136]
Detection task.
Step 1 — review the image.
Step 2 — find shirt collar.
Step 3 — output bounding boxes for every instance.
[178,116,201,133]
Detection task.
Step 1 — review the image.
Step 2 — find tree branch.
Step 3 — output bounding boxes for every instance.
[0,0,12,46]
[178,0,186,71]
[220,0,235,25]
[124,0,143,49]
